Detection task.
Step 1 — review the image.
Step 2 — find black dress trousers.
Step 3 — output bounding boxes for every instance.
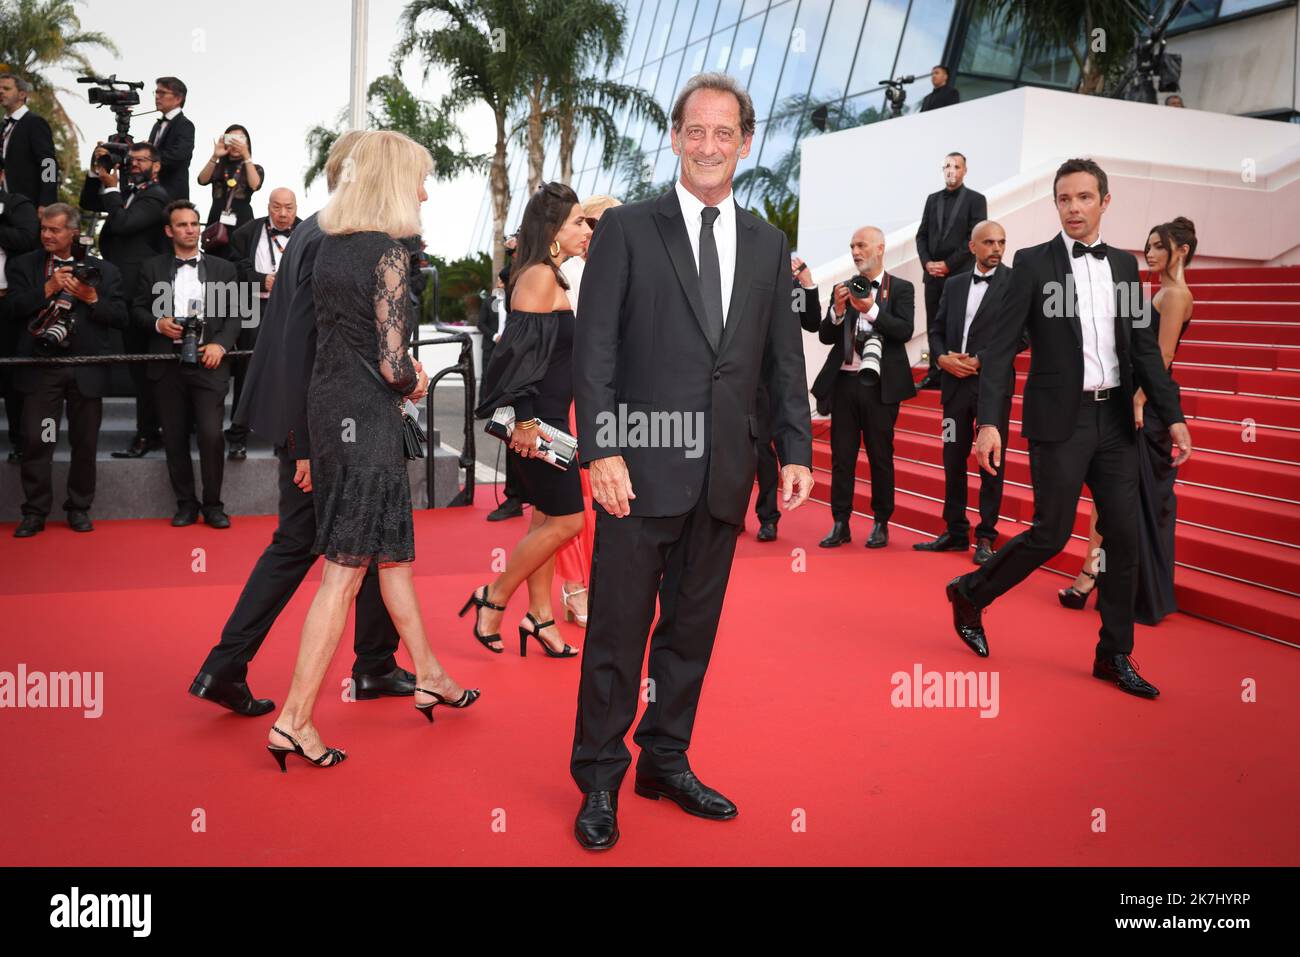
[154,362,228,510]
[19,367,103,517]
[941,374,1010,542]
[829,370,899,523]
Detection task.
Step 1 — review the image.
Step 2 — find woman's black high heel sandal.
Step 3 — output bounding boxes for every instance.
[459,585,506,653]
[518,611,578,658]
[266,726,346,772]
[414,686,482,722]
[1058,569,1097,610]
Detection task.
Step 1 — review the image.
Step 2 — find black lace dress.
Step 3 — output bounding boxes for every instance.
[308,232,418,565]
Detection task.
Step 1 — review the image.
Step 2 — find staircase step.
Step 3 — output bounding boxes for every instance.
[1183,266,1300,284]
[1182,321,1300,347]
[1191,302,1300,323]
[1184,283,1300,302]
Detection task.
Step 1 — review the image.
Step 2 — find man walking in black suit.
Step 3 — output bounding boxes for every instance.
[915,152,987,390]
[147,77,195,203]
[570,73,813,850]
[0,186,41,461]
[947,158,1193,698]
[914,220,1019,565]
[0,74,58,209]
[810,226,917,550]
[188,132,410,717]
[919,65,961,113]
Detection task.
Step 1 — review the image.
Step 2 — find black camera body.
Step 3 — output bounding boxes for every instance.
[178,298,205,365]
[29,238,100,350]
[79,75,144,173]
[846,274,873,299]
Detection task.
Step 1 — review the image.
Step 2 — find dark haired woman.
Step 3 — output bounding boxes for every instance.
[463,182,593,658]
[1059,217,1196,624]
[197,123,264,256]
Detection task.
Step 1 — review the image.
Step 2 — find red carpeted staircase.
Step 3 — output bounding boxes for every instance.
[810,264,1300,643]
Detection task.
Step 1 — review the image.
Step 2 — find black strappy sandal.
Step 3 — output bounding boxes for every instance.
[1058,569,1097,610]
[414,686,481,723]
[518,611,578,658]
[459,584,506,653]
[266,725,346,772]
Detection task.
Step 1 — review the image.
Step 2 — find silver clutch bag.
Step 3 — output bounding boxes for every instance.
[485,406,577,470]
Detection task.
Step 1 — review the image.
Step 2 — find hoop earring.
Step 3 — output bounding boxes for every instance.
[549,240,561,258]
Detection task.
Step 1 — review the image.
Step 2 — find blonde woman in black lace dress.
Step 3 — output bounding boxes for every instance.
[265,131,477,771]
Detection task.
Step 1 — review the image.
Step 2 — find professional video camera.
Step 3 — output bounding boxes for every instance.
[879,74,919,119]
[1111,0,1189,104]
[28,233,100,349]
[78,74,145,172]
[178,297,205,366]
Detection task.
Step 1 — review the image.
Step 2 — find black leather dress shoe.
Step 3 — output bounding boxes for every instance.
[818,521,851,548]
[865,520,889,548]
[635,769,738,820]
[353,666,416,699]
[67,510,93,532]
[946,576,989,657]
[202,508,231,529]
[172,507,199,527]
[916,370,942,390]
[913,530,968,552]
[756,521,778,542]
[188,672,275,716]
[1093,654,1160,698]
[574,790,619,850]
[226,442,247,461]
[486,497,524,522]
[110,433,163,459]
[14,515,45,538]
[972,539,995,565]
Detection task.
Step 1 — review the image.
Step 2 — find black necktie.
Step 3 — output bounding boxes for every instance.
[1072,240,1108,260]
[175,257,198,269]
[971,272,993,285]
[698,206,723,349]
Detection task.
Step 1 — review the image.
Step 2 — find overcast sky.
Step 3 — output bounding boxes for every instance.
[48,0,496,258]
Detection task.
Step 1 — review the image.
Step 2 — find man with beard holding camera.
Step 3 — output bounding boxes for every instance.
[81,140,171,459]
[810,226,916,549]
[133,200,242,528]
[0,185,41,462]
[6,204,125,537]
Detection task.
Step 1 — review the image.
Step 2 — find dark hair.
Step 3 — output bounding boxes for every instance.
[1053,157,1108,199]
[164,199,199,224]
[945,151,966,163]
[223,124,252,155]
[508,181,580,296]
[155,76,187,104]
[933,64,950,74]
[1146,216,1197,268]
[671,72,757,138]
[129,141,160,161]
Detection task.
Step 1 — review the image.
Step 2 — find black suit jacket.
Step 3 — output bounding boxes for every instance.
[574,188,812,525]
[978,235,1185,442]
[0,189,40,255]
[231,212,325,456]
[915,185,988,276]
[147,111,195,202]
[2,110,58,206]
[79,178,170,298]
[811,273,918,413]
[754,278,820,443]
[920,85,960,112]
[131,251,243,382]
[931,266,1027,405]
[229,216,303,293]
[4,249,125,396]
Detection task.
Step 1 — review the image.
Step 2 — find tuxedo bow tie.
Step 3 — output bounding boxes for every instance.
[175,257,198,268]
[268,227,291,237]
[50,258,74,269]
[1072,241,1108,260]
[971,272,994,284]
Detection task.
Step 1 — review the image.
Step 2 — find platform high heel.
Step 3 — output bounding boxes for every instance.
[266,726,346,771]
[1058,570,1097,610]
[414,686,482,722]
[459,584,506,653]
[518,611,578,658]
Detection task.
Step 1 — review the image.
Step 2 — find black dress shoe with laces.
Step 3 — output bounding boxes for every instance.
[865,520,889,548]
[756,521,777,542]
[486,497,524,522]
[574,790,619,850]
[14,515,45,538]
[818,521,851,548]
[67,510,93,532]
[188,672,275,716]
[634,769,738,820]
[972,539,995,565]
[226,442,247,461]
[946,575,989,657]
[202,508,231,529]
[913,530,968,552]
[353,666,416,699]
[172,507,199,527]
[1093,654,1160,698]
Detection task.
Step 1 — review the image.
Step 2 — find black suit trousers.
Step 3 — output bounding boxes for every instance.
[20,367,102,517]
[923,274,945,372]
[225,306,262,443]
[199,453,400,682]
[754,437,780,524]
[122,321,161,438]
[571,490,739,792]
[962,392,1140,656]
[942,375,1010,541]
[154,363,227,510]
[830,371,898,523]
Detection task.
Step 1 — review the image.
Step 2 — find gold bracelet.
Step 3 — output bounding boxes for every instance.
[516,418,539,430]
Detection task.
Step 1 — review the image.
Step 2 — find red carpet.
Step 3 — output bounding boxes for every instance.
[2,489,1298,866]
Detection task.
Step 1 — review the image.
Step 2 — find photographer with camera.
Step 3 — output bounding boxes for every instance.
[147,77,194,202]
[81,140,171,458]
[0,74,58,210]
[0,185,41,461]
[810,226,916,550]
[196,125,263,258]
[7,204,126,537]
[133,200,243,528]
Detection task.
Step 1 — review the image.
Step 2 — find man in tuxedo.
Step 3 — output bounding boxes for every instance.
[914,220,1020,565]
[915,152,987,390]
[133,200,243,528]
[190,132,410,717]
[7,204,126,537]
[147,77,194,203]
[571,73,813,850]
[224,187,301,459]
[947,158,1193,698]
[752,254,820,541]
[0,187,40,461]
[81,141,171,459]
[919,65,961,112]
[0,74,58,209]
[811,226,917,550]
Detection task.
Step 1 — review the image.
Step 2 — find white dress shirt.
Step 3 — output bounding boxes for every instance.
[1,104,27,161]
[162,250,205,337]
[152,106,181,146]
[560,255,584,312]
[830,267,884,372]
[675,179,736,324]
[961,263,998,354]
[254,224,291,298]
[1062,230,1120,390]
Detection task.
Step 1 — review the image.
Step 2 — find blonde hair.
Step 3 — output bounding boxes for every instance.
[324,129,367,193]
[319,130,433,238]
[582,194,621,218]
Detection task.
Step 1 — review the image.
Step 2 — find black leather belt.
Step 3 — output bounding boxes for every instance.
[1085,387,1116,401]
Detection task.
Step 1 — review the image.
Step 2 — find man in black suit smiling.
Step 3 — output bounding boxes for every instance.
[570,72,813,850]
[946,158,1193,698]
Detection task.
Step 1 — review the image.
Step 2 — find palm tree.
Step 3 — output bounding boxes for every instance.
[0,0,118,204]
[748,194,799,250]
